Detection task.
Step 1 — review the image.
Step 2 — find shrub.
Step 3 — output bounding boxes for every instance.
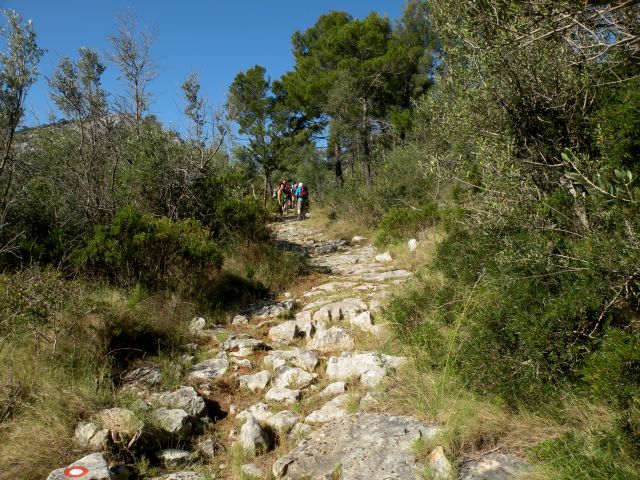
[76,206,223,291]
[375,204,439,246]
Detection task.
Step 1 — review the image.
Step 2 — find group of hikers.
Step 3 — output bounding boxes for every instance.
[276,178,309,220]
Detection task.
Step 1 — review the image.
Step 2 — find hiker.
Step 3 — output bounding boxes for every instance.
[276,178,290,215]
[296,182,309,220]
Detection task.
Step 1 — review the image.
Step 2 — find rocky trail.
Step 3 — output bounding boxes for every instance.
[48,217,528,480]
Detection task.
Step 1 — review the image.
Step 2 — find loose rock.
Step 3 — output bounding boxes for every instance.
[265,410,299,434]
[326,352,406,387]
[189,357,229,381]
[268,320,300,343]
[265,387,301,405]
[240,414,271,454]
[47,453,111,480]
[305,393,352,424]
[318,381,347,399]
[241,463,267,479]
[232,314,249,325]
[237,403,273,423]
[156,449,195,468]
[150,408,193,437]
[239,370,271,392]
[152,386,206,417]
[428,446,454,480]
[307,327,355,353]
[272,366,317,389]
[458,453,529,480]
[263,349,319,372]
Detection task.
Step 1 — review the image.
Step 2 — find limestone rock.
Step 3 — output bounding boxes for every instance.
[349,310,377,333]
[156,449,195,468]
[315,243,339,254]
[150,408,192,437]
[196,437,216,458]
[268,320,300,343]
[240,414,271,453]
[152,386,206,417]
[121,365,162,391]
[246,300,295,320]
[263,349,319,372]
[359,391,382,410]
[326,352,407,387]
[293,311,316,338]
[236,403,273,423]
[428,446,453,480]
[312,298,368,323]
[408,238,418,252]
[189,316,206,334]
[458,453,529,480]
[188,357,228,381]
[351,235,367,243]
[241,463,266,479]
[288,422,312,440]
[47,453,111,480]
[74,421,109,450]
[239,370,271,392]
[319,381,347,399]
[375,251,393,263]
[265,410,299,434]
[272,413,440,479]
[307,327,355,353]
[95,408,142,442]
[305,394,352,424]
[361,269,411,283]
[265,387,301,405]
[272,366,317,389]
[232,314,249,325]
[222,336,269,356]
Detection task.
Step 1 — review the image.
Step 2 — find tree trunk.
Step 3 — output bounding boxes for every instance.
[333,142,343,187]
[263,168,271,207]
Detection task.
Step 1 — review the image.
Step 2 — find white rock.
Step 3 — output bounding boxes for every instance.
[222,337,268,357]
[188,357,228,381]
[349,311,376,333]
[150,408,192,437]
[47,453,111,480]
[232,315,249,325]
[272,366,317,389]
[351,236,367,243]
[305,394,352,424]
[307,327,355,353]
[375,251,393,263]
[74,421,108,450]
[268,320,300,343]
[232,358,252,368]
[265,410,299,434]
[156,449,195,468]
[408,238,418,252]
[312,298,368,323]
[318,381,347,399]
[152,386,206,417]
[236,403,273,423]
[265,387,301,405]
[263,349,319,372]
[325,352,407,387]
[428,446,454,480]
[189,317,206,334]
[239,370,271,392]
[240,414,271,454]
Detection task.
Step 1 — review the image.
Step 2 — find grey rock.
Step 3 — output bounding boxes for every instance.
[361,269,411,283]
[312,298,368,323]
[189,357,229,381]
[246,300,295,319]
[263,349,319,372]
[305,394,352,424]
[359,391,382,410]
[272,413,440,479]
[95,408,143,442]
[288,422,313,440]
[155,449,195,468]
[232,314,249,325]
[265,410,299,434]
[152,386,206,417]
[375,251,393,263]
[319,381,347,399]
[272,366,317,389]
[237,402,273,423]
[222,336,269,357]
[315,243,339,254]
[240,414,271,453]
[349,310,378,334]
[428,446,453,480]
[241,463,267,479]
[74,421,109,450]
[306,326,355,352]
[196,437,216,458]
[150,408,192,437]
[326,352,407,387]
[268,320,300,343]
[240,370,272,392]
[121,365,162,389]
[265,387,301,405]
[47,453,111,480]
[351,235,367,243]
[189,316,206,334]
[458,453,529,480]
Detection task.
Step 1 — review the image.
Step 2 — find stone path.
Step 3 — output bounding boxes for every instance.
[48,216,528,480]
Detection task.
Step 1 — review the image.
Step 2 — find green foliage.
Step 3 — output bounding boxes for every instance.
[376,204,439,246]
[77,206,223,291]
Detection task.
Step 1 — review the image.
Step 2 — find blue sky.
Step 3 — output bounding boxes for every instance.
[2,1,404,131]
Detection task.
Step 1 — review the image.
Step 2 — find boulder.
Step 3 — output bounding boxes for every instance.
[188,317,206,334]
[241,463,267,479]
[47,453,111,480]
[428,446,454,480]
[265,410,299,434]
[74,421,109,450]
[318,381,347,399]
[325,352,407,387]
[150,408,192,437]
[268,320,300,343]
[307,327,355,353]
[458,453,529,480]
[272,413,440,479]
[240,414,271,454]
[152,386,206,417]
[263,349,319,372]
[375,251,393,263]
[272,366,317,390]
[155,449,195,468]
[95,408,142,443]
[239,370,272,392]
[305,394,352,425]
[188,357,229,381]
[237,402,273,423]
[265,387,301,405]
[232,314,249,325]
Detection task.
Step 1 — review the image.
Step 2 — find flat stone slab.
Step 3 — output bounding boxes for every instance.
[458,453,529,479]
[47,453,111,480]
[273,413,440,479]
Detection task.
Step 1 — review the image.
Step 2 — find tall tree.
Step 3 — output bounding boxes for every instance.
[0,10,44,247]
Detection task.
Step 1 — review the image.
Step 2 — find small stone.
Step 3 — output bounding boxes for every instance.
[351,235,367,243]
[265,387,301,405]
[428,446,454,480]
[150,408,192,437]
[156,449,195,468]
[272,366,317,389]
[196,437,216,458]
[306,327,355,353]
[349,310,377,333]
[74,421,109,451]
[240,370,271,392]
[189,357,229,381]
[95,408,143,441]
[458,453,530,480]
[189,316,206,334]
[222,337,269,356]
[240,414,271,454]
[375,251,393,263]
[265,410,299,434]
[305,394,352,424]
[232,314,249,325]
[408,238,418,251]
[318,381,347,399]
[241,463,267,479]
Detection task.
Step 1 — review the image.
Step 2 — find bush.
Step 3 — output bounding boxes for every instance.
[375,204,439,246]
[76,206,223,291]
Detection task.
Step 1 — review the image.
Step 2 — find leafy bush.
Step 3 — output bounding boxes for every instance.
[76,206,223,291]
[375,203,439,246]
